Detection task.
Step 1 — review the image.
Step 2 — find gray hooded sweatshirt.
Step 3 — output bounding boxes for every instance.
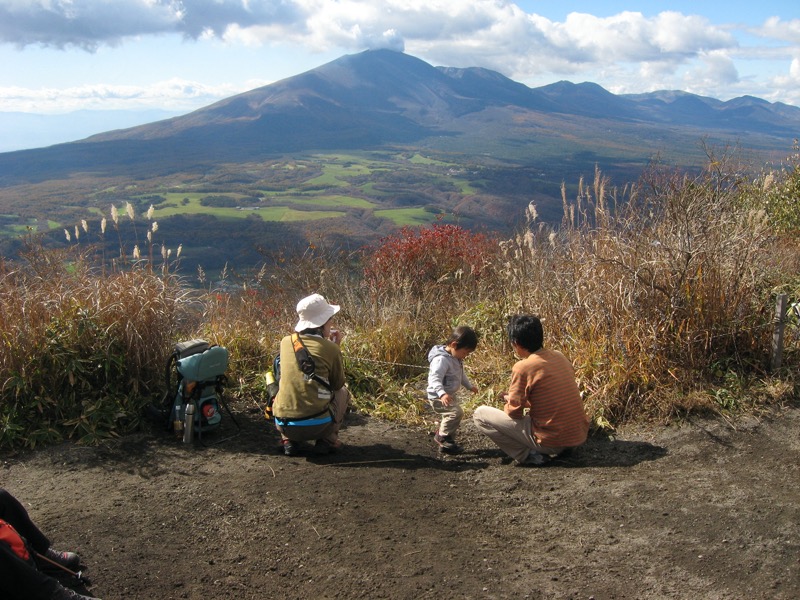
[426,344,474,401]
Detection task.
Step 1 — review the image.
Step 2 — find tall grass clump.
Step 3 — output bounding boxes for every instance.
[0,232,196,448]
[195,266,288,399]
[499,155,797,422]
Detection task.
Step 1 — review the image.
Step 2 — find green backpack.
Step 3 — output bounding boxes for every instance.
[162,339,240,444]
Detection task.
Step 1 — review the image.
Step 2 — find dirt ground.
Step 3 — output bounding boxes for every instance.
[1,401,798,600]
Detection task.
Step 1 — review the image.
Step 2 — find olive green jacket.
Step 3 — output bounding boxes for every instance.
[273,334,345,419]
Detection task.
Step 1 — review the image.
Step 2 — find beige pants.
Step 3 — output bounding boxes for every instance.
[472,405,565,463]
[277,387,350,445]
[428,398,464,437]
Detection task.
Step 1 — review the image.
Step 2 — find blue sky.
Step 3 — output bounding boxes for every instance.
[2,1,799,150]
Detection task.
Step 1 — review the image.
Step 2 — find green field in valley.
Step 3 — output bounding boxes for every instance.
[0,148,585,270]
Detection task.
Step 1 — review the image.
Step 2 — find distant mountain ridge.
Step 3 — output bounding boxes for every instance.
[87,49,800,140]
[0,48,798,184]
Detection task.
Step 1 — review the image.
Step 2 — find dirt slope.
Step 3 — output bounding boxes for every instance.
[1,403,798,600]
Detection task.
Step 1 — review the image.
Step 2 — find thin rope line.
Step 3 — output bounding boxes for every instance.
[344,355,504,377]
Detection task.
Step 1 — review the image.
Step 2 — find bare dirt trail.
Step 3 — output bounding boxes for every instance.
[1,403,798,600]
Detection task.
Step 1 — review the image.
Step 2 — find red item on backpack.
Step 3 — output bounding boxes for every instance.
[0,518,30,561]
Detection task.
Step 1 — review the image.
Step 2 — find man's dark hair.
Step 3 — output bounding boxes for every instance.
[507,315,543,353]
[447,325,479,350]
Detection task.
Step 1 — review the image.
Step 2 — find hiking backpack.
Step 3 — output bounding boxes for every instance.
[162,339,240,444]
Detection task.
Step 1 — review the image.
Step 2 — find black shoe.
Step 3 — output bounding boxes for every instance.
[434,433,464,455]
[52,583,101,600]
[314,439,341,455]
[45,547,81,570]
[556,447,574,459]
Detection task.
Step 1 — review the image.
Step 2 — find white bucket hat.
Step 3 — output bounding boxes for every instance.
[294,294,340,332]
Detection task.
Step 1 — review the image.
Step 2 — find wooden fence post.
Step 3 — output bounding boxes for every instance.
[770,293,788,372]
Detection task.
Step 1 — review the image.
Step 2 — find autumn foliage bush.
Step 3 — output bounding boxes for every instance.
[337,223,505,415]
[363,224,498,288]
[357,224,500,328]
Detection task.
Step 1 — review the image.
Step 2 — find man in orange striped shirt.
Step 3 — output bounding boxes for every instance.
[473,315,589,466]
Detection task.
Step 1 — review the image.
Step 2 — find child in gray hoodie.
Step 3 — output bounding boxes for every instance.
[426,325,479,454]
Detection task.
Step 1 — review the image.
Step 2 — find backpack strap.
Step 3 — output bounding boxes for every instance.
[291,333,333,391]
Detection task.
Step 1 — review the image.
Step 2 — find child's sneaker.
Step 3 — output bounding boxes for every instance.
[515,452,550,467]
[434,433,463,455]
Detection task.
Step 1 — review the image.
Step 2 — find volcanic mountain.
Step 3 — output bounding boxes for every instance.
[0,48,798,185]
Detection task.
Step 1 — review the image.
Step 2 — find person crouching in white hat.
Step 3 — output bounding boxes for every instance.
[272,294,350,456]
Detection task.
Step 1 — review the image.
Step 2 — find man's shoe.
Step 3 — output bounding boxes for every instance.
[515,452,550,467]
[434,433,464,455]
[45,547,81,570]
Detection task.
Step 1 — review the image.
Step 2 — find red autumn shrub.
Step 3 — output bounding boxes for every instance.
[363,224,499,290]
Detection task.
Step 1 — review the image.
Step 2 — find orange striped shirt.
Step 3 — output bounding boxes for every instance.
[505,348,589,448]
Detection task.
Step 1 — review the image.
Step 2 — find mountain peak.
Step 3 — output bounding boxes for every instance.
[1,49,798,184]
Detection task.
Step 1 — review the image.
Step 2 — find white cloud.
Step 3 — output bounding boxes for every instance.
[0,1,797,108]
[0,2,735,63]
[0,78,266,112]
[769,56,800,106]
[681,50,740,94]
[650,12,733,54]
[358,28,405,52]
[552,11,722,61]
[0,0,184,50]
[755,17,800,44]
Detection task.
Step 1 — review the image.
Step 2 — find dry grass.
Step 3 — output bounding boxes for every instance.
[491,159,793,422]
[2,152,799,448]
[0,239,195,446]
